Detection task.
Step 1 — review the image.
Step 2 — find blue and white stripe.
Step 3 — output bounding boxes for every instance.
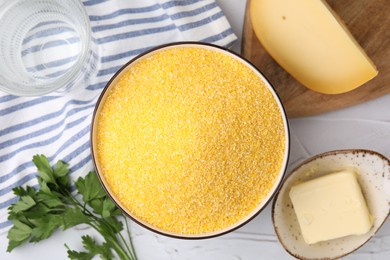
[0,0,236,233]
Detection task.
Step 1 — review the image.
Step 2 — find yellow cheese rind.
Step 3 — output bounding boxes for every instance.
[250,0,378,94]
[289,170,373,244]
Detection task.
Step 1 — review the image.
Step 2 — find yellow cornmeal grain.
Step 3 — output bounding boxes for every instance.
[96,47,286,234]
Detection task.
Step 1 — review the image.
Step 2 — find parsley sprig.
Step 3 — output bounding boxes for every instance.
[6,154,137,260]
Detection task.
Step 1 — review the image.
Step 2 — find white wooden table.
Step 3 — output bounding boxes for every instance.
[1,0,389,259]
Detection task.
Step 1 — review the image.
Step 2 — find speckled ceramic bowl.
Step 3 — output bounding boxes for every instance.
[272,149,390,259]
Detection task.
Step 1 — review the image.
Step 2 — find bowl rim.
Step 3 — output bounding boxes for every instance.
[271,149,390,259]
[90,41,291,239]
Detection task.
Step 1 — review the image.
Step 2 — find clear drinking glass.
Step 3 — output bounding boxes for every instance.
[0,0,98,96]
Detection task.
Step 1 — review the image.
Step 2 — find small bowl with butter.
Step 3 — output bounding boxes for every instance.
[272,149,390,259]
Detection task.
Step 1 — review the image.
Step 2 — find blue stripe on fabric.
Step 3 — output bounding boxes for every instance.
[26,55,78,72]
[0,220,12,229]
[0,119,66,148]
[87,1,213,22]
[86,82,107,91]
[224,39,236,49]
[0,161,33,184]
[0,116,90,163]
[18,2,222,70]
[68,153,92,172]
[46,131,91,168]
[101,46,151,63]
[96,24,176,44]
[19,14,216,63]
[0,128,91,200]
[0,96,60,117]
[89,4,161,21]
[177,11,224,31]
[55,141,91,172]
[22,27,76,45]
[161,0,201,9]
[45,69,69,78]
[31,20,61,30]
[0,173,37,197]
[0,139,91,202]
[97,66,122,77]
[22,37,80,57]
[0,95,18,103]
[92,2,217,33]
[92,14,170,32]
[0,197,20,213]
[170,2,217,19]
[0,123,92,183]
[201,28,235,43]
[0,113,90,148]
[94,10,226,45]
[0,99,92,137]
[17,2,217,58]
[83,0,107,6]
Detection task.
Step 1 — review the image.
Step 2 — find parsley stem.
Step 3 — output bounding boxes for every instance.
[88,219,132,260]
[123,215,137,260]
[62,190,135,259]
[118,226,135,259]
[110,237,132,260]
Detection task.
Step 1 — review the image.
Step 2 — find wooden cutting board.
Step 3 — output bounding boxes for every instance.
[242,0,390,118]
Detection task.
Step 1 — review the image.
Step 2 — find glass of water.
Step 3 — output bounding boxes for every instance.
[0,0,98,96]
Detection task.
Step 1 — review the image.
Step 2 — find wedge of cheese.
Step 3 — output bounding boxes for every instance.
[250,0,378,94]
[289,170,373,244]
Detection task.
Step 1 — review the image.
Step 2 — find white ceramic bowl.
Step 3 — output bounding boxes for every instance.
[272,149,390,259]
[91,42,290,239]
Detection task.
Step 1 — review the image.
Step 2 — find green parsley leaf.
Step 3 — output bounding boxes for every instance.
[54,160,71,189]
[12,187,28,197]
[22,203,51,219]
[38,179,51,193]
[32,155,56,185]
[7,155,137,260]
[37,190,64,209]
[12,186,36,198]
[53,160,69,177]
[10,196,36,213]
[66,246,91,260]
[76,171,106,204]
[102,198,117,218]
[29,215,62,242]
[88,198,104,215]
[66,235,114,260]
[104,216,124,234]
[82,235,114,260]
[7,220,32,252]
[61,207,90,230]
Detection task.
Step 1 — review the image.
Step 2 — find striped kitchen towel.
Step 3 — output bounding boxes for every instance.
[0,0,237,233]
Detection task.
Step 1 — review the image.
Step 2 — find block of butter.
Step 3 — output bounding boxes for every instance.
[289,170,373,244]
[250,0,378,94]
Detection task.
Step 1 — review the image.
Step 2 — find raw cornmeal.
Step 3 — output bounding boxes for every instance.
[96,47,286,234]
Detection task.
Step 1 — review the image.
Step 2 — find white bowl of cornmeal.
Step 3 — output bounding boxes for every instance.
[91,42,290,239]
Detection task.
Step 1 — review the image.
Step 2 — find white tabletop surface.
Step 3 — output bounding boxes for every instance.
[1,0,389,259]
